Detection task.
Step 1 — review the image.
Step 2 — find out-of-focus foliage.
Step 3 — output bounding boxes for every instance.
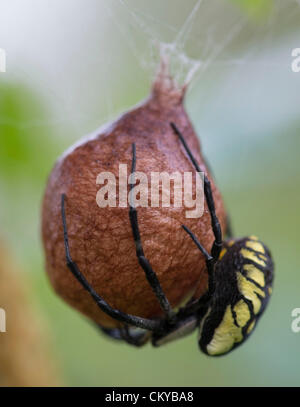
[230,0,273,18]
[0,83,57,183]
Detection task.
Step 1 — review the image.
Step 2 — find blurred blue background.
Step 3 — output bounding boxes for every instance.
[0,0,299,386]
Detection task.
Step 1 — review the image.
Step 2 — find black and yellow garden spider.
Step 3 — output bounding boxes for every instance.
[61,122,274,356]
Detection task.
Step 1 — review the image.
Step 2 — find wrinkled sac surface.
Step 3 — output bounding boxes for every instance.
[42,77,227,328]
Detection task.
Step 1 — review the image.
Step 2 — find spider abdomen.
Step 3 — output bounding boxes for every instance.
[198,236,274,356]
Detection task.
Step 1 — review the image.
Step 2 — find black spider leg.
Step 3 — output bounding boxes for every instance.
[98,326,150,347]
[98,326,124,340]
[181,225,215,295]
[170,122,223,261]
[120,325,151,347]
[61,194,161,331]
[202,153,233,239]
[129,143,175,323]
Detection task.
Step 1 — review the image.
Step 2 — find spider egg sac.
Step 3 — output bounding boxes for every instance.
[42,69,227,328]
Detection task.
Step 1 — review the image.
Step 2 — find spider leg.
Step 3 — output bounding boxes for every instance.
[201,153,233,240]
[170,122,223,261]
[129,143,175,322]
[61,193,160,331]
[120,325,151,347]
[98,325,150,347]
[182,225,215,294]
[98,326,124,340]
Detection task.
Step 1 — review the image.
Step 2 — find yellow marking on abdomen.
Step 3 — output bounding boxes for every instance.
[245,240,265,254]
[219,248,227,260]
[243,264,265,288]
[240,248,266,267]
[237,272,265,314]
[247,320,256,334]
[206,306,243,356]
[259,254,268,261]
[233,300,251,328]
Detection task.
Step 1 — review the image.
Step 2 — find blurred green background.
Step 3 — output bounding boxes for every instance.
[0,0,300,386]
